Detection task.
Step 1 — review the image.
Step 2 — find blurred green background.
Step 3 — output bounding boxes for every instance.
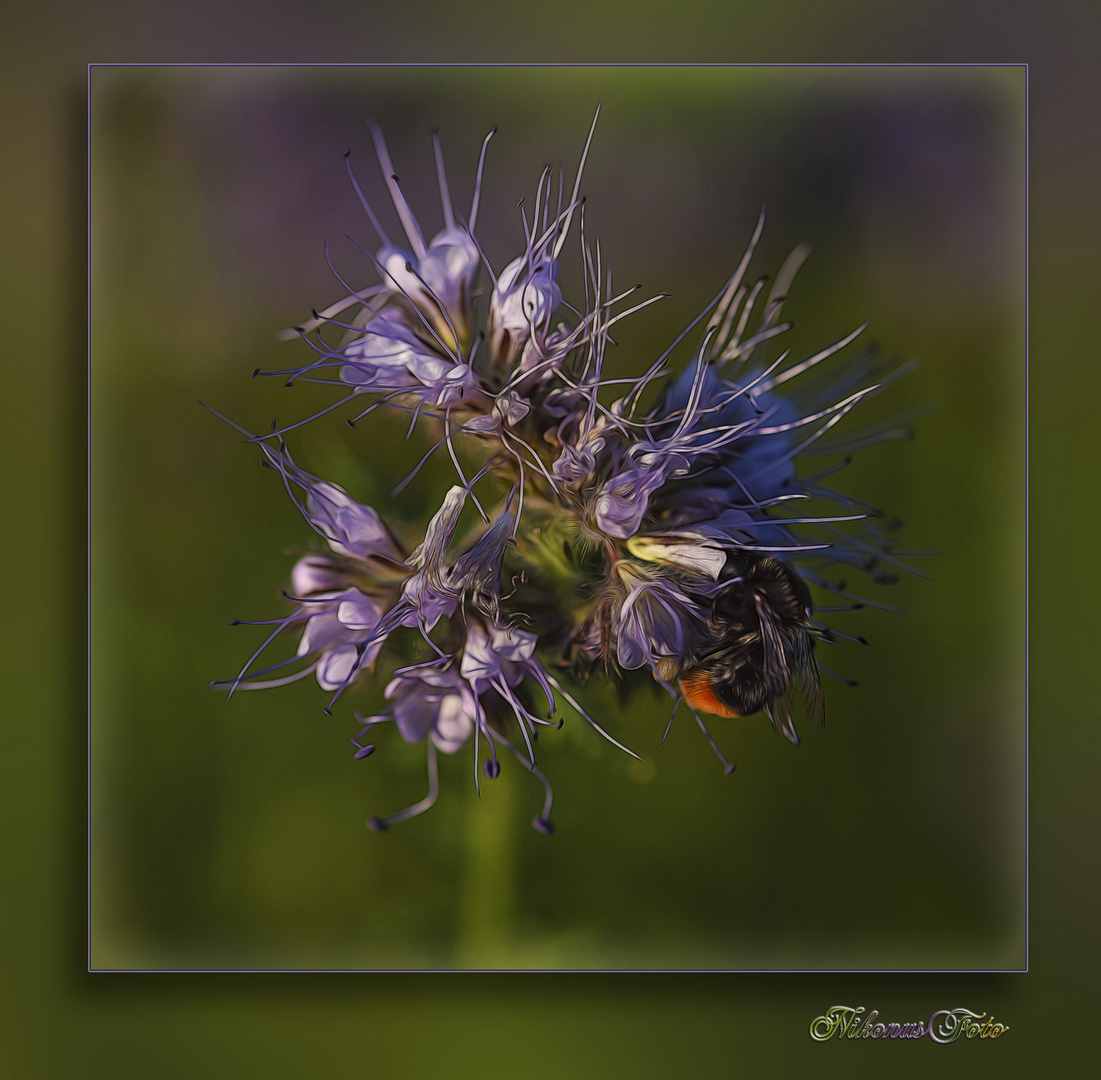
[91,66,1025,971]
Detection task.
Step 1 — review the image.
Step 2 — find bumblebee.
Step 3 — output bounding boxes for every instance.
[658,556,825,745]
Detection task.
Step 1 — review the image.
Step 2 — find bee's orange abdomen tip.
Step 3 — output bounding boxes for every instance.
[679,670,740,718]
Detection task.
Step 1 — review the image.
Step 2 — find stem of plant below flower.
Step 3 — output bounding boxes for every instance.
[454,760,517,968]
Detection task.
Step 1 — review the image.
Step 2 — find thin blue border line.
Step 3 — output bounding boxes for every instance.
[86,61,93,976]
[1023,60,1030,975]
[89,967,1028,974]
[88,63,1030,977]
[87,61,1027,68]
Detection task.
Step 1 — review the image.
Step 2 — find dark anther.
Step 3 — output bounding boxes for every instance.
[229,619,241,626]
[723,763,737,776]
[391,173,400,182]
[346,418,357,429]
[250,368,260,378]
[343,150,351,159]
[532,818,555,836]
[857,637,868,646]
[406,260,414,273]
[484,760,501,779]
[366,817,389,833]
[556,718,564,729]
[354,745,376,760]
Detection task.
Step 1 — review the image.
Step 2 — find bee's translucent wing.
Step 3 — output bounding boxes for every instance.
[800,654,826,732]
[754,597,790,700]
[763,631,823,743]
[793,633,826,731]
[765,684,801,746]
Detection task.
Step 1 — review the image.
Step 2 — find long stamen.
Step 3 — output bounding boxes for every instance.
[430,127,455,231]
[344,152,392,248]
[469,127,495,233]
[490,730,554,834]
[760,324,867,391]
[223,612,303,700]
[553,101,600,259]
[443,409,488,522]
[391,437,447,497]
[708,207,766,339]
[367,740,439,831]
[368,123,426,259]
[545,675,639,760]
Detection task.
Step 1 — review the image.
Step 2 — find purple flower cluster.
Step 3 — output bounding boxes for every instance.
[213,111,920,832]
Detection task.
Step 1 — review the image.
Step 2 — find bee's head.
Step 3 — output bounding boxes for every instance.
[713,556,811,630]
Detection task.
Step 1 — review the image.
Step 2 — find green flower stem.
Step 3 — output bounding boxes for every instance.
[454,760,518,968]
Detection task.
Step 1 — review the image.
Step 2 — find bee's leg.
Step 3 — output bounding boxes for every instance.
[684,701,737,775]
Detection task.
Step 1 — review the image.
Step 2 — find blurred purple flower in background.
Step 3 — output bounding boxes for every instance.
[213,107,923,833]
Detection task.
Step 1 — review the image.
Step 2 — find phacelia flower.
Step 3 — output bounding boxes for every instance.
[206,435,404,701]
[213,109,923,833]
